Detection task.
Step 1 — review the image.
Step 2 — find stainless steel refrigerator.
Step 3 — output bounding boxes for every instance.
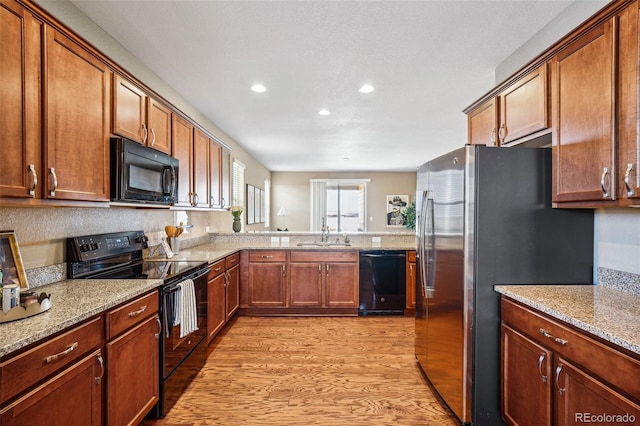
[415,145,594,425]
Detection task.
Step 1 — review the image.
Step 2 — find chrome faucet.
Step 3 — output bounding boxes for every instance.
[321,216,330,242]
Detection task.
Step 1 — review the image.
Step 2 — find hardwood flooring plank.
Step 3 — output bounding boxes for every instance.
[142,316,459,425]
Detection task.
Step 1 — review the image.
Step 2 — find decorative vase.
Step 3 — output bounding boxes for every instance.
[232,216,241,232]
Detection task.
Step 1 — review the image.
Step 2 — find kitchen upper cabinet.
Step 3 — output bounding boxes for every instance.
[209,140,232,209]
[0,0,42,199]
[467,97,499,146]
[499,64,549,145]
[46,26,111,202]
[172,115,194,207]
[112,74,172,154]
[551,19,616,204]
[467,64,549,147]
[192,128,210,208]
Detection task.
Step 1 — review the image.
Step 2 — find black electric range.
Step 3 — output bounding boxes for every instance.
[66,230,209,419]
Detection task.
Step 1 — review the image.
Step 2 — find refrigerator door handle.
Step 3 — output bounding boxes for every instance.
[418,190,430,297]
[425,196,436,297]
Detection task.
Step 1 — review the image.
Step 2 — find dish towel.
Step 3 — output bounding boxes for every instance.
[178,279,198,338]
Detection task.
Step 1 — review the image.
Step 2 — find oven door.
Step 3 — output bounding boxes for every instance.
[161,268,208,378]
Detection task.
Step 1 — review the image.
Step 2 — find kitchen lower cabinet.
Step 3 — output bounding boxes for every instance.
[106,291,159,426]
[406,250,416,313]
[225,254,240,319]
[241,250,358,315]
[500,297,640,426]
[0,350,104,426]
[207,253,240,343]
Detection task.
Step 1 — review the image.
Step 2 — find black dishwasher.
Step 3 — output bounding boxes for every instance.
[358,250,406,315]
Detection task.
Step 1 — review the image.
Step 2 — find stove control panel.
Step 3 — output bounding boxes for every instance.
[67,231,148,262]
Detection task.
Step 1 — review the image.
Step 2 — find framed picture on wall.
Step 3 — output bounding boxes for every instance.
[386,195,409,228]
[0,231,29,289]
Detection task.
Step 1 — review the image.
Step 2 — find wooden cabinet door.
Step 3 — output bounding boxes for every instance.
[106,315,159,426]
[208,272,226,343]
[247,262,287,306]
[0,351,103,426]
[325,262,358,307]
[554,357,640,425]
[0,0,42,199]
[225,264,240,319]
[467,97,498,146]
[193,129,210,208]
[501,324,552,426]
[618,3,640,202]
[221,146,231,208]
[172,115,193,207]
[289,262,323,306]
[45,27,110,201]
[147,97,171,154]
[113,74,146,144]
[500,64,548,145]
[209,141,223,208]
[552,20,615,203]
[406,258,416,310]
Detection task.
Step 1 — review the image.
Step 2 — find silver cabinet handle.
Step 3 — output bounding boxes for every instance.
[154,315,161,339]
[282,264,286,276]
[28,164,38,197]
[326,264,330,276]
[150,127,156,146]
[45,342,78,364]
[96,354,104,384]
[540,328,568,345]
[490,128,496,146]
[128,305,147,318]
[193,192,199,206]
[318,264,321,273]
[261,255,273,259]
[142,123,148,144]
[498,124,505,145]
[624,163,635,197]
[537,353,547,384]
[555,364,565,396]
[600,166,611,199]
[49,167,58,197]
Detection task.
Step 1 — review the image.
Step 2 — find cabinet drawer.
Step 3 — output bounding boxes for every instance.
[225,252,240,269]
[290,250,357,263]
[501,298,640,401]
[107,291,158,339]
[248,250,287,262]
[208,259,226,279]
[0,316,104,404]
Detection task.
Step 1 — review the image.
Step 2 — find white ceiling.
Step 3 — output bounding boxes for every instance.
[71,0,575,172]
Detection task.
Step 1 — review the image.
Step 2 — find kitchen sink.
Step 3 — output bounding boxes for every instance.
[296,242,351,247]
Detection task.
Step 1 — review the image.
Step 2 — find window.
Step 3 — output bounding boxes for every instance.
[310,179,368,232]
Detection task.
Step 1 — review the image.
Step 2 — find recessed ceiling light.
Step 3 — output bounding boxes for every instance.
[250,84,266,93]
[359,84,375,93]
[318,109,331,116]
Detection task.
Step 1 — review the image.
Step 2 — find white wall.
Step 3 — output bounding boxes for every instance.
[496,0,640,278]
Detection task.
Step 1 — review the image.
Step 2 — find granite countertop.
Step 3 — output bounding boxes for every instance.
[0,278,162,359]
[2,242,415,359]
[494,285,640,356]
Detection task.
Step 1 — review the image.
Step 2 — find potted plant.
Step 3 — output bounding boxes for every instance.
[403,201,416,230]
[231,206,243,232]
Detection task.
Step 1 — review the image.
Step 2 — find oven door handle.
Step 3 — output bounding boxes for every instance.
[163,267,209,293]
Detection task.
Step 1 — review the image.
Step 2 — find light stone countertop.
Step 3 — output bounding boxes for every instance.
[494,285,640,356]
[0,278,162,359]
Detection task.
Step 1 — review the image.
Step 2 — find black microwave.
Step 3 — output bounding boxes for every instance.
[110,137,179,205]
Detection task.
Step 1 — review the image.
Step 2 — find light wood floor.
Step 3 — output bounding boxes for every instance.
[143,316,459,425]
